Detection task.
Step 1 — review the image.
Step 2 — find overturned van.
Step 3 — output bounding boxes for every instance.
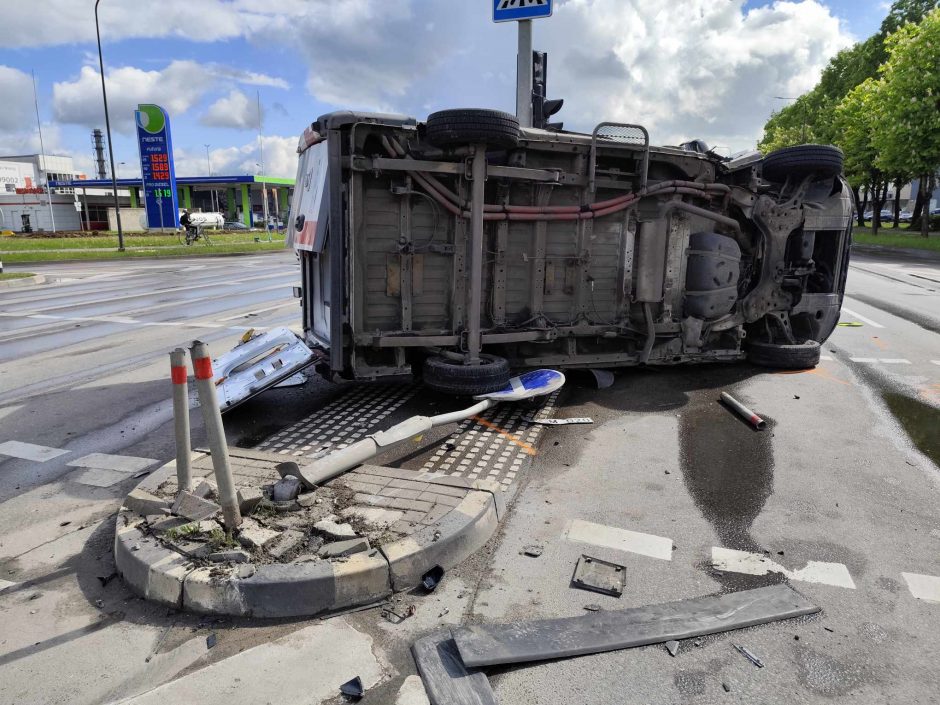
[287,109,852,396]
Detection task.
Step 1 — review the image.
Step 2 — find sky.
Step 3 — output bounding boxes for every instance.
[0,0,893,180]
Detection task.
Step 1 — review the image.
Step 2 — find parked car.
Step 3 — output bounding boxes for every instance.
[898,210,913,223]
[863,210,893,221]
[285,110,853,395]
[224,221,251,230]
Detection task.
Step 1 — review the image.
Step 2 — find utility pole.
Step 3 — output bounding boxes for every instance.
[257,91,269,239]
[31,70,56,233]
[95,0,124,250]
[515,20,533,128]
[204,144,217,213]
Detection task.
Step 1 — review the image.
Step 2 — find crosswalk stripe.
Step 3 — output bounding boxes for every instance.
[67,453,158,473]
[902,572,940,603]
[0,440,69,462]
[711,547,855,589]
[840,307,885,329]
[564,519,673,561]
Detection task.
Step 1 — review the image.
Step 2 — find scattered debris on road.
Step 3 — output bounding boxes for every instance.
[206,633,217,649]
[589,369,615,389]
[732,643,765,668]
[583,604,602,612]
[382,603,416,623]
[339,675,364,699]
[665,640,680,657]
[571,554,626,597]
[523,417,593,425]
[421,565,445,592]
[521,545,544,557]
[719,392,767,430]
[722,681,732,692]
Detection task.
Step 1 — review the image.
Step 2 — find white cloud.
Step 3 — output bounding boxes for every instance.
[540,0,853,150]
[52,61,215,133]
[51,61,287,133]
[0,66,37,133]
[201,90,262,130]
[173,135,297,179]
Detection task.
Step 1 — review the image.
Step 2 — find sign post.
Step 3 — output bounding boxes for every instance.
[493,0,553,128]
[135,104,180,230]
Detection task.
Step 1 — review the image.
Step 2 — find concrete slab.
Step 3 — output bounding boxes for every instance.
[396,675,431,705]
[68,452,158,473]
[120,619,386,705]
[0,440,68,462]
[71,467,131,487]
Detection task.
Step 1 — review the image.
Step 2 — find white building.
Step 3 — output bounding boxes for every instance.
[0,154,130,233]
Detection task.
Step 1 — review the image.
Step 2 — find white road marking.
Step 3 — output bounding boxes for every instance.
[879,358,911,364]
[931,361,940,366]
[840,307,884,329]
[820,355,834,361]
[215,300,296,322]
[70,467,131,487]
[711,547,856,589]
[0,311,256,333]
[0,440,69,462]
[0,578,16,593]
[67,452,158,473]
[902,572,940,603]
[564,519,673,561]
[849,357,878,363]
[396,675,431,705]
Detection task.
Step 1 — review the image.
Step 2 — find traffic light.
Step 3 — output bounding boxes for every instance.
[532,50,564,130]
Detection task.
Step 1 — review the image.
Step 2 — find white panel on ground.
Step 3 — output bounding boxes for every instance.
[902,572,940,603]
[70,468,131,487]
[396,675,431,705]
[564,519,674,561]
[67,453,158,473]
[0,440,69,462]
[121,619,385,705]
[0,578,16,592]
[711,547,856,589]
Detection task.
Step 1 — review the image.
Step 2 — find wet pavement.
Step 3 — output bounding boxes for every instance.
[1,249,939,704]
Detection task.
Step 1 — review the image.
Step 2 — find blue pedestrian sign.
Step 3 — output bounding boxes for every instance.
[493,0,552,23]
[475,369,565,401]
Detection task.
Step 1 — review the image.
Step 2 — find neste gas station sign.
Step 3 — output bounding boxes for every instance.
[135,103,179,229]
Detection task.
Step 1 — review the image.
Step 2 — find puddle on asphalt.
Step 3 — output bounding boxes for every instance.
[881,392,940,467]
[678,388,775,554]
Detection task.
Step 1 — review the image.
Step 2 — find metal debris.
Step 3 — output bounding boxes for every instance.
[719,392,767,430]
[382,603,416,623]
[732,643,764,668]
[571,555,626,597]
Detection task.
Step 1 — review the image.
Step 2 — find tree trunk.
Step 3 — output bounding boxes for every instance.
[872,177,881,236]
[910,177,926,229]
[861,185,870,222]
[853,186,866,227]
[893,180,901,228]
[922,173,933,238]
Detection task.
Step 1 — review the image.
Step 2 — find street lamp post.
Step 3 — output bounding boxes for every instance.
[95,0,124,251]
[204,144,217,214]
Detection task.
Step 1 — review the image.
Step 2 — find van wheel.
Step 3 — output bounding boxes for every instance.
[761,144,843,182]
[425,109,520,149]
[746,339,821,370]
[423,354,511,396]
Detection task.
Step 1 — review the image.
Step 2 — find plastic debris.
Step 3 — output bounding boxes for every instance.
[589,369,615,389]
[339,676,364,699]
[572,555,626,597]
[206,633,217,649]
[665,640,679,657]
[524,416,593,425]
[522,545,544,557]
[421,565,445,592]
[583,604,602,612]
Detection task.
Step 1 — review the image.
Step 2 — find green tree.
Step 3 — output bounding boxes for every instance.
[835,79,888,232]
[873,8,940,236]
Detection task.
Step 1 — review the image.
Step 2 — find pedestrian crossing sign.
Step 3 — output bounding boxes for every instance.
[493,0,552,23]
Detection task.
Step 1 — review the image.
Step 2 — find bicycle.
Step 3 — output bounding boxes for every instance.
[178,225,213,246]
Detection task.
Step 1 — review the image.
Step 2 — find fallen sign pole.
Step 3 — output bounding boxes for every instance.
[294,369,566,489]
[720,391,767,430]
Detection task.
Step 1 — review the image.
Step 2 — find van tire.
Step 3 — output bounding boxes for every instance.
[746,339,821,370]
[761,144,843,182]
[426,109,520,149]
[423,354,511,396]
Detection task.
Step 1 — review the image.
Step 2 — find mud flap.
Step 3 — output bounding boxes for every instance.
[212,328,318,412]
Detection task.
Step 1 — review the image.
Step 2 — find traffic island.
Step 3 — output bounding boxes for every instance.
[113,448,503,618]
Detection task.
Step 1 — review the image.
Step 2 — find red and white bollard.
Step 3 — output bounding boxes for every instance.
[170,348,192,493]
[190,340,242,530]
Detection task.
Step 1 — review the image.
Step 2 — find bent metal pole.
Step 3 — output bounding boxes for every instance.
[720,392,767,430]
[169,348,192,493]
[190,341,242,530]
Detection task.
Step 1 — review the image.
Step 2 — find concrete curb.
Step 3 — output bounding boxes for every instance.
[852,244,940,262]
[114,459,504,618]
[0,274,45,289]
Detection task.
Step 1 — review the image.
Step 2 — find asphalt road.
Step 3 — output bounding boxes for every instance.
[0,248,938,704]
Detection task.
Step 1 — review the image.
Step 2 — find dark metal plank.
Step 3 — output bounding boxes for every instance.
[453,584,818,668]
[412,632,498,705]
